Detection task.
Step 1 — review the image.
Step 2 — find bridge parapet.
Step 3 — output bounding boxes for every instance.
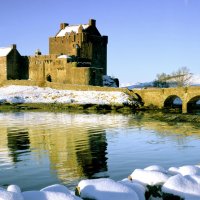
[133,87,200,113]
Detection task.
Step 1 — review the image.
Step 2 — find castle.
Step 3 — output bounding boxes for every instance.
[0,19,108,86]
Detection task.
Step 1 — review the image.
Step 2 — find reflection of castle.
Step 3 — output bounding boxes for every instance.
[28,127,108,181]
[3,124,108,182]
[76,129,107,178]
[7,128,30,163]
[0,19,108,86]
[0,127,14,167]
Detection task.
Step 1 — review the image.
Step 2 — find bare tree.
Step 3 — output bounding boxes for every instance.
[171,67,192,86]
[154,67,192,87]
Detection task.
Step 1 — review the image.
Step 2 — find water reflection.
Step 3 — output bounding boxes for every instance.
[76,130,107,178]
[0,112,111,189]
[7,128,30,163]
[0,112,200,190]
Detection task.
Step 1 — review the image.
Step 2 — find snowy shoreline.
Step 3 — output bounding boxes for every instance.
[0,85,132,106]
[1,86,200,200]
[1,164,200,200]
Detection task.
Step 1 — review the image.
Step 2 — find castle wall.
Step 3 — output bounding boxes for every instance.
[29,55,56,82]
[1,20,106,87]
[20,56,29,80]
[28,55,103,86]
[0,46,28,82]
[0,57,7,82]
[0,47,26,82]
[49,21,108,75]
[88,35,107,75]
[49,33,83,56]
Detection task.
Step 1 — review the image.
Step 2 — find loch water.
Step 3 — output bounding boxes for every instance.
[0,111,200,191]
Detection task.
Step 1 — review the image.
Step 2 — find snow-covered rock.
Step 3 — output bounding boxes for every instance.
[0,184,81,200]
[168,166,180,175]
[162,174,200,200]
[2,165,200,200]
[168,165,200,176]
[129,169,169,186]
[176,165,200,176]
[78,178,139,200]
[23,184,81,200]
[144,165,168,174]
[119,178,146,200]
[0,185,23,200]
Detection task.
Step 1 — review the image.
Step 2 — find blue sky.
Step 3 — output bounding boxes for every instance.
[1,0,200,84]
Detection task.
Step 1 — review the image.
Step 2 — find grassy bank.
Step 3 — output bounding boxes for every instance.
[1,102,200,124]
[0,103,136,113]
[144,110,200,123]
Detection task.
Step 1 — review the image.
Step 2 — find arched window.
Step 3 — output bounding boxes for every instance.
[46,74,52,82]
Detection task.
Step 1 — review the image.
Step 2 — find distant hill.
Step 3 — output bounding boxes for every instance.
[126,82,154,89]
[122,74,200,89]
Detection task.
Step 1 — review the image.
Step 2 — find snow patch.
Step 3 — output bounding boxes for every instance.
[56,25,89,37]
[2,165,200,199]
[162,174,200,200]
[0,85,130,105]
[78,178,139,200]
[130,169,169,186]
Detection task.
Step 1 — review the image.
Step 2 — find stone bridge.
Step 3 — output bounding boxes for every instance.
[132,87,200,113]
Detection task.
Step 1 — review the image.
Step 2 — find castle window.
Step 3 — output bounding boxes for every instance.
[46,74,52,82]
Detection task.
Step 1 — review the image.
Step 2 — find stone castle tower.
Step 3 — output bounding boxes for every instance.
[49,19,108,75]
[0,19,108,86]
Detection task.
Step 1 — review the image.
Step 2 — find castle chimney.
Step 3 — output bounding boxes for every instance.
[60,23,68,30]
[11,44,16,49]
[89,19,96,27]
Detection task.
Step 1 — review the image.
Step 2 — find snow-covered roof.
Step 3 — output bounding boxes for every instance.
[57,55,69,59]
[0,47,12,57]
[56,24,89,37]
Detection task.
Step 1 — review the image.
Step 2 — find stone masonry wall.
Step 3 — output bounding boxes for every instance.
[0,20,106,87]
[0,57,7,82]
[49,32,83,56]
[28,55,102,85]
[49,20,108,75]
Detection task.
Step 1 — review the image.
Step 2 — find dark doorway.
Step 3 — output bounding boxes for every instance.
[46,74,52,82]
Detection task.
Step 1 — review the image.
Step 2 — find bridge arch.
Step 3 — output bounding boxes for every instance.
[164,95,182,111]
[133,87,200,113]
[187,95,200,113]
